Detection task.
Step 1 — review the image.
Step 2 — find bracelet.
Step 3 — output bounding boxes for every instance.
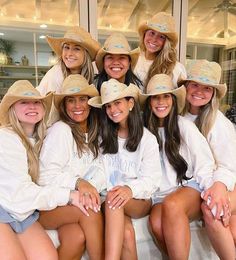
[75,177,82,190]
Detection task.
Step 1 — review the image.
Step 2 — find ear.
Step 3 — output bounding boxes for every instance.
[128,97,135,111]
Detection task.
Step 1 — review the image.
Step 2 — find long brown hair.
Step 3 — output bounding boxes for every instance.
[59,97,99,158]
[143,95,190,185]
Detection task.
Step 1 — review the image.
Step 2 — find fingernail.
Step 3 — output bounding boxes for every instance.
[112,207,115,210]
[108,201,110,204]
[94,207,97,212]
[109,205,112,209]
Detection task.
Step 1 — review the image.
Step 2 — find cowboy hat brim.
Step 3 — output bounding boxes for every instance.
[0,92,53,125]
[95,47,140,72]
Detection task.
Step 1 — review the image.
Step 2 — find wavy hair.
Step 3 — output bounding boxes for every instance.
[59,97,99,158]
[141,37,177,90]
[59,48,94,84]
[183,87,219,138]
[100,98,143,154]
[7,104,46,183]
[143,95,190,185]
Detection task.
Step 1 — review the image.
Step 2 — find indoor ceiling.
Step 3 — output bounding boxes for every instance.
[0,0,236,45]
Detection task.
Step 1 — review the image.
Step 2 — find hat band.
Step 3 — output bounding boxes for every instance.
[62,34,83,43]
[188,75,219,85]
[22,91,38,96]
[148,22,169,32]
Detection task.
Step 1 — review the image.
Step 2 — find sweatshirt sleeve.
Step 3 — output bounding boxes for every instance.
[38,122,78,189]
[36,64,64,95]
[179,117,215,190]
[0,129,70,221]
[208,112,236,191]
[121,129,162,199]
[84,154,107,193]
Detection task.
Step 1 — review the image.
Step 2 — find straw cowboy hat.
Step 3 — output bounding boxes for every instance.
[88,78,140,108]
[178,59,227,99]
[46,26,100,61]
[95,33,140,72]
[138,12,178,47]
[0,80,52,125]
[54,74,99,109]
[140,74,186,113]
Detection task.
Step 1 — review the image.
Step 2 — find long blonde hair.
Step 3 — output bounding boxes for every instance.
[183,88,219,137]
[60,48,94,84]
[7,104,46,183]
[141,37,177,90]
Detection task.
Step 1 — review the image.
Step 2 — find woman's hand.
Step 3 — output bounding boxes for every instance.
[76,179,101,213]
[203,181,231,222]
[69,190,89,216]
[107,185,133,210]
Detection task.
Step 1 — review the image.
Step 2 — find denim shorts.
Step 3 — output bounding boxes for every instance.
[152,180,202,205]
[0,205,39,233]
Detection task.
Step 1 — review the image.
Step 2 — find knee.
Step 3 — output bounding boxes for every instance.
[123,223,136,249]
[149,213,162,239]
[162,196,182,217]
[59,228,85,249]
[201,202,215,226]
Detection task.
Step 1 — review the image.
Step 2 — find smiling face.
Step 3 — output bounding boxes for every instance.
[13,99,45,135]
[143,30,166,59]
[103,54,130,83]
[65,95,90,128]
[186,81,214,115]
[150,93,173,126]
[62,42,85,73]
[105,97,134,127]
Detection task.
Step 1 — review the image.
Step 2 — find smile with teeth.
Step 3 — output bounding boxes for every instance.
[156,106,167,111]
[26,112,38,116]
[111,112,121,117]
[110,67,122,71]
[73,111,83,115]
[192,95,204,100]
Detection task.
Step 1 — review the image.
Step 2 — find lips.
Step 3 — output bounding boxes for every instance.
[73,111,83,115]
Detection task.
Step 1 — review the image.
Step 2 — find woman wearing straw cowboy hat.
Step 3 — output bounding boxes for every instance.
[180,59,236,260]
[94,32,143,92]
[38,74,105,260]
[37,26,100,96]
[134,12,186,90]
[88,78,161,260]
[141,74,216,260]
[0,80,88,260]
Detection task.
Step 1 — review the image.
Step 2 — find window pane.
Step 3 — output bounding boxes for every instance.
[187,0,236,106]
[0,0,79,96]
[97,0,172,46]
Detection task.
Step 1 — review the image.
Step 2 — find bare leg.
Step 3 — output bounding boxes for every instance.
[18,221,58,260]
[0,223,27,260]
[162,187,201,260]
[202,203,235,260]
[105,201,124,260]
[121,216,137,260]
[202,187,236,260]
[105,198,151,260]
[149,203,168,255]
[39,205,104,260]
[57,223,85,260]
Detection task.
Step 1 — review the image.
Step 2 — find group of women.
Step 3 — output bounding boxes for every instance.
[0,11,236,260]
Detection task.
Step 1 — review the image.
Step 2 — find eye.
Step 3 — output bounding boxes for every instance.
[63,44,70,50]
[159,34,166,41]
[163,93,171,98]
[34,100,42,104]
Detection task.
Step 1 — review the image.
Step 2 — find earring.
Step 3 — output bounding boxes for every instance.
[129,107,133,112]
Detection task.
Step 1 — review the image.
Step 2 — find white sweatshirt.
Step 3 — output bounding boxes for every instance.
[153,116,215,200]
[36,63,64,95]
[184,111,236,191]
[0,128,70,221]
[103,128,162,199]
[134,51,187,91]
[38,121,106,193]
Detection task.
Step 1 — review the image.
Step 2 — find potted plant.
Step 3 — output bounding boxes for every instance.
[0,38,15,65]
